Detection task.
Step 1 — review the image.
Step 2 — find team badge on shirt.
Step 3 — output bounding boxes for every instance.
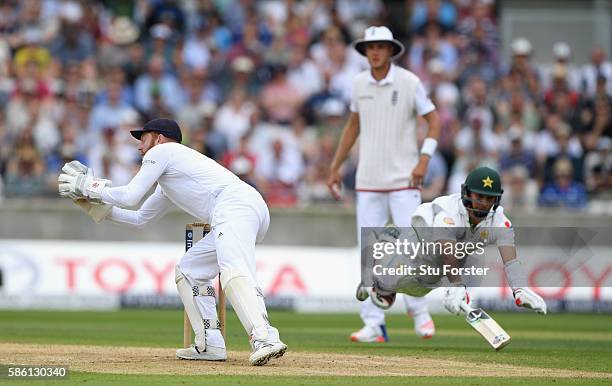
[479,230,489,242]
[391,90,398,106]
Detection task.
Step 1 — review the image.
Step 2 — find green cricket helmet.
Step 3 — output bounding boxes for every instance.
[461,166,504,218]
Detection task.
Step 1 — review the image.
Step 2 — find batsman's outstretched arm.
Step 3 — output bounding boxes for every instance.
[106,188,173,229]
[498,246,547,314]
[327,112,359,199]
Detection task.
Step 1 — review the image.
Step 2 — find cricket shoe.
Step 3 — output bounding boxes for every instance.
[176,344,227,361]
[413,312,435,339]
[249,326,288,366]
[349,324,389,343]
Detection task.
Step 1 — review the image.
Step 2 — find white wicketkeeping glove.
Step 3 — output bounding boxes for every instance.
[72,198,112,223]
[58,160,112,203]
[513,287,547,314]
[443,284,469,315]
[62,160,91,176]
[58,172,112,202]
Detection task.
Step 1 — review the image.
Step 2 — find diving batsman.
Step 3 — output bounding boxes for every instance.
[357,166,547,318]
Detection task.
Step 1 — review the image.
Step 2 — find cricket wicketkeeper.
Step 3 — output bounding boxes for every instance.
[56,118,287,366]
[357,166,547,316]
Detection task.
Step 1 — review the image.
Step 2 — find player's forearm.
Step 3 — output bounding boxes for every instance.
[101,184,148,207]
[105,205,168,229]
[422,110,441,141]
[100,165,161,207]
[498,246,528,289]
[105,207,144,227]
[331,114,359,170]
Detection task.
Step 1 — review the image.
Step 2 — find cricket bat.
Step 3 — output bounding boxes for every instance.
[460,301,511,350]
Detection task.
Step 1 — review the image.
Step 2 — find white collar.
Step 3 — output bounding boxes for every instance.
[367,64,396,86]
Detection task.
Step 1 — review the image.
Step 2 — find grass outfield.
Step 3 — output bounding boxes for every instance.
[0,310,611,384]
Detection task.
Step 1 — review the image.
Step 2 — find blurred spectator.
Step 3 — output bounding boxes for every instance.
[502,165,538,211]
[584,137,612,193]
[536,118,583,183]
[88,127,138,186]
[134,54,181,114]
[145,23,178,70]
[88,80,135,141]
[582,47,612,98]
[578,95,612,152]
[224,55,257,97]
[506,37,540,99]
[182,23,212,71]
[496,89,540,137]
[260,63,303,124]
[300,132,337,204]
[409,22,458,76]
[5,0,58,50]
[214,87,257,150]
[500,127,537,177]
[540,42,582,92]
[143,0,186,35]
[539,157,587,209]
[411,0,457,34]
[50,3,95,65]
[3,130,47,197]
[256,137,304,206]
[310,26,366,103]
[422,151,448,202]
[455,110,502,161]
[287,44,323,99]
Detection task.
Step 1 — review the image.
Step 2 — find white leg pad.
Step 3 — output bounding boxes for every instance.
[193,281,225,349]
[221,268,269,340]
[175,265,206,350]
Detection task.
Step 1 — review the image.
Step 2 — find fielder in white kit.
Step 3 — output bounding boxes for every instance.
[57,118,287,366]
[328,26,441,342]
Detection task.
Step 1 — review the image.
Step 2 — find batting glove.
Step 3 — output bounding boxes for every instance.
[443,284,469,315]
[513,287,547,314]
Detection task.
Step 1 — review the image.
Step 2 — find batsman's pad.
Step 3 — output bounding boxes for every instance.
[221,268,269,340]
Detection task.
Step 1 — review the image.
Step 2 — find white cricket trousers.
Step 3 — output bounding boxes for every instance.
[357,189,428,327]
[178,182,270,331]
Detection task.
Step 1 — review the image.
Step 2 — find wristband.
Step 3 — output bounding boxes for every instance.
[420,137,438,157]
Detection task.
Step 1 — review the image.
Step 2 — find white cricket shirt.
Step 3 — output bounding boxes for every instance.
[350,64,435,191]
[102,142,240,222]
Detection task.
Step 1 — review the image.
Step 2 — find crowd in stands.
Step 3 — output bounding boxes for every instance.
[0,0,610,211]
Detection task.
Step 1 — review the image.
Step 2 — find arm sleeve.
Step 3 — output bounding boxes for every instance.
[105,187,173,229]
[491,210,515,247]
[101,146,168,207]
[414,80,435,116]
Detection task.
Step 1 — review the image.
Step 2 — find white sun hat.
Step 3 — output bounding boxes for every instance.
[353,26,405,60]
[553,41,571,60]
[511,37,532,56]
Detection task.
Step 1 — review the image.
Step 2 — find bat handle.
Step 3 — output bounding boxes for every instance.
[460,301,474,314]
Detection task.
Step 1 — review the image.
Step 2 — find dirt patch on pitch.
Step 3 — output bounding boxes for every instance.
[0,343,610,378]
